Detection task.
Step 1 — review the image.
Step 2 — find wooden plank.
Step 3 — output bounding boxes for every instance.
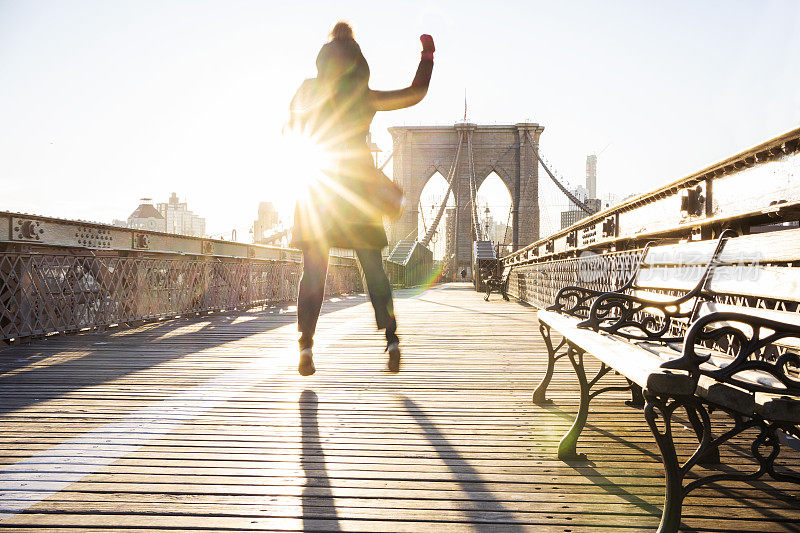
[0,283,798,532]
[708,265,800,302]
[641,228,800,266]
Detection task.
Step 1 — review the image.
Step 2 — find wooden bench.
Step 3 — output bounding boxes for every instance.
[533,233,731,404]
[484,264,513,301]
[537,228,800,533]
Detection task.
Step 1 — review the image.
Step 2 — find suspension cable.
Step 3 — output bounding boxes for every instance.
[466,132,483,240]
[526,131,594,214]
[377,131,405,171]
[420,132,464,247]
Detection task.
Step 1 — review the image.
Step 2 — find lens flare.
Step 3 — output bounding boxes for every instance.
[281,130,332,202]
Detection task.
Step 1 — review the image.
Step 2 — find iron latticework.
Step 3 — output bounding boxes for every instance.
[506,249,644,308]
[0,251,361,343]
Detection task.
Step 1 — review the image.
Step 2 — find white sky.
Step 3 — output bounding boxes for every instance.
[2,0,799,240]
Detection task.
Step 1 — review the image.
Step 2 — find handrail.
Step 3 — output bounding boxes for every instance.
[503,125,800,265]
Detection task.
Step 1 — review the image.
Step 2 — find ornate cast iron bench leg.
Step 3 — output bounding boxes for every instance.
[558,347,636,461]
[684,403,720,465]
[484,279,501,301]
[533,322,566,405]
[558,345,591,460]
[643,392,727,533]
[643,392,692,533]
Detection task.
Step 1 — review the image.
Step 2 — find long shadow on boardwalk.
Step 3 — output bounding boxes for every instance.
[401,396,527,533]
[0,296,368,417]
[543,402,800,523]
[300,389,341,531]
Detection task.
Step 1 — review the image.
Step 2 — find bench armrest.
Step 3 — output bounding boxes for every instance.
[662,311,800,396]
[578,291,695,342]
[549,244,655,318]
[546,285,607,318]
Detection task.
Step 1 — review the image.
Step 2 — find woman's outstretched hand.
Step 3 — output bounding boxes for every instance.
[420,34,435,60]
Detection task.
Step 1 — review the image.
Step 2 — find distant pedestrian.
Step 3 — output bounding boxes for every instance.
[287,21,435,375]
[461,269,467,281]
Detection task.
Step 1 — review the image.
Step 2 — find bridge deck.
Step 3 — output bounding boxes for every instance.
[0,283,798,532]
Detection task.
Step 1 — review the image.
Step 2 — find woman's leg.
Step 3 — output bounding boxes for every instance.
[354,248,398,346]
[297,245,329,350]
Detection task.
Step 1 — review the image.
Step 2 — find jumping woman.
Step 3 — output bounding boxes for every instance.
[287,22,435,376]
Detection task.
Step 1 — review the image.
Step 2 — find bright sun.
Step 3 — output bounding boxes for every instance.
[269,131,332,220]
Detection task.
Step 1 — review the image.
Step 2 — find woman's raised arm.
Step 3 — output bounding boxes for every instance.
[370,35,434,112]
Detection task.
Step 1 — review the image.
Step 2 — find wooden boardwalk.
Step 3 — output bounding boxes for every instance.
[0,283,798,532]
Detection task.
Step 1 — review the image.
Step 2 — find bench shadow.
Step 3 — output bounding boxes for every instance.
[0,296,367,417]
[300,389,341,531]
[541,403,800,522]
[540,403,662,462]
[400,396,528,532]
[538,404,663,517]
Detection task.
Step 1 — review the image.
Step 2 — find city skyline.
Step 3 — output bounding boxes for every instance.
[2,1,799,240]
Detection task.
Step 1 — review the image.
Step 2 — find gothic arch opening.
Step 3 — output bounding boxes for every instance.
[477,172,513,254]
[417,171,454,260]
[389,124,542,275]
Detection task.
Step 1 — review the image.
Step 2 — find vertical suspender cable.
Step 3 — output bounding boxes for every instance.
[466,132,483,241]
[526,131,594,214]
[420,132,464,247]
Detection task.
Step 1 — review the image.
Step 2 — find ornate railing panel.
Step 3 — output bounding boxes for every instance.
[507,249,644,308]
[0,251,361,343]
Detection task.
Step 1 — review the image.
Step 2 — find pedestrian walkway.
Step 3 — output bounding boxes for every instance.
[0,283,798,531]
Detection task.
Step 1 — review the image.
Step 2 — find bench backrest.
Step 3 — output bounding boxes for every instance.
[633,234,730,294]
[686,229,800,397]
[588,229,800,339]
[627,229,800,307]
[603,232,734,318]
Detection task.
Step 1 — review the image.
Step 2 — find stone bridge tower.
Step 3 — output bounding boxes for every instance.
[387,122,543,274]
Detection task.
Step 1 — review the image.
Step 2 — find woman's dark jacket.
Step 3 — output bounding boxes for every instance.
[289,48,433,250]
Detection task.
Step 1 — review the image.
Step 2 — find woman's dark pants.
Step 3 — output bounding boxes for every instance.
[298,247,398,350]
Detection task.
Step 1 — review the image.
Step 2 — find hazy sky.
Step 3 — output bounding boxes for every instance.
[2,0,799,239]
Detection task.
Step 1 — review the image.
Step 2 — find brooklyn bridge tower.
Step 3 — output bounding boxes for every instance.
[388,122,544,276]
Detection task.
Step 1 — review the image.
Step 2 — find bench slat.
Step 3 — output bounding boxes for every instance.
[696,302,800,327]
[756,392,800,424]
[707,265,800,302]
[717,228,800,264]
[631,290,697,315]
[641,228,800,266]
[634,266,705,291]
[537,310,695,395]
[696,376,756,416]
[643,240,720,267]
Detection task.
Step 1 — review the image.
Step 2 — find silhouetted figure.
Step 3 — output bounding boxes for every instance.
[300,389,340,530]
[287,22,435,375]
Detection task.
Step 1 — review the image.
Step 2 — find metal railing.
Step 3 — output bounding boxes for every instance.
[502,126,800,307]
[0,213,363,343]
[0,249,361,344]
[507,249,644,308]
[503,126,800,267]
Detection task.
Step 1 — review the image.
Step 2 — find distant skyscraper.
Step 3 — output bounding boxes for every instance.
[157,193,206,237]
[253,202,280,243]
[560,209,585,230]
[560,184,601,230]
[586,154,597,198]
